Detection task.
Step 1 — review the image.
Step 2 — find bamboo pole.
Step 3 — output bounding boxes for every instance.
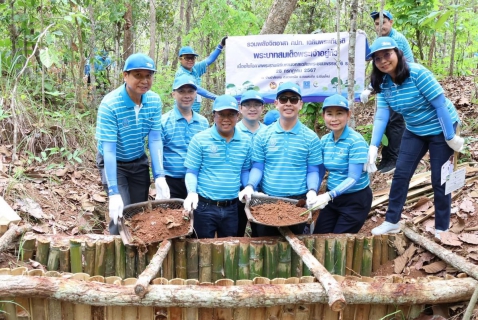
[224,241,239,281]
[302,237,314,276]
[372,236,382,272]
[215,279,234,319]
[279,227,346,311]
[380,235,389,265]
[114,238,125,279]
[278,240,291,278]
[174,240,187,279]
[59,246,70,273]
[70,239,82,273]
[125,245,136,279]
[135,240,172,298]
[237,241,249,280]
[187,241,199,280]
[47,245,60,271]
[249,241,263,279]
[388,234,397,260]
[137,246,147,275]
[352,235,364,276]
[104,239,115,277]
[162,242,175,279]
[334,237,347,276]
[35,238,50,266]
[20,238,35,262]
[264,241,278,279]
[199,242,212,283]
[94,240,106,277]
[212,242,224,282]
[361,236,373,277]
[314,236,326,265]
[324,237,335,274]
[234,280,252,319]
[84,240,96,276]
[345,236,355,276]
[291,244,303,277]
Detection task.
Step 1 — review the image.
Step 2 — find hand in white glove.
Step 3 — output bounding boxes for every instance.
[311,192,332,210]
[446,135,465,153]
[364,145,378,173]
[184,192,199,211]
[360,89,372,103]
[357,29,367,35]
[155,177,170,200]
[238,185,254,203]
[306,190,318,209]
[109,194,124,225]
[253,191,268,197]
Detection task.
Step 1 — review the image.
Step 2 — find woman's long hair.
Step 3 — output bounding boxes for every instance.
[370,48,410,93]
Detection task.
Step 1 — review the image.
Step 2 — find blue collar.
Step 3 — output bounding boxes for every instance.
[273,119,301,134]
[120,84,142,108]
[173,104,201,122]
[327,125,351,142]
[211,124,242,141]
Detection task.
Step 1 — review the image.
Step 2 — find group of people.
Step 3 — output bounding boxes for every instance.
[95,10,465,241]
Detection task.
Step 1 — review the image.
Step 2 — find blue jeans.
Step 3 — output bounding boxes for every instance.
[193,201,238,239]
[385,129,454,231]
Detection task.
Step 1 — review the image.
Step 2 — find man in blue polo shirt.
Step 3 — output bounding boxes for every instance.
[95,53,170,235]
[183,95,251,238]
[162,74,209,199]
[239,82,323,236]
[361,10,414,174]
[175,37,227,113]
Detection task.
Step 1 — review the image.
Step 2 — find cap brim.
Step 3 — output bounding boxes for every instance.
[366,46,396,60]
[213,107,238,112]
[240,98,264,104]
[173,83,197,90]
[276,89,302,98]
[124,67,156,72]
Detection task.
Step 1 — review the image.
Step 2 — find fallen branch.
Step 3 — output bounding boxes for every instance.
[463,285,478,320]
[0,224,32,253]
[279,227,346,311]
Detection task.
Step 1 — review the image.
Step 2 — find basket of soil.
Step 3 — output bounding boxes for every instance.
[118,199,193,246]
[244,195,317,227]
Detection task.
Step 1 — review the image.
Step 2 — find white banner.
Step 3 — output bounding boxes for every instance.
[225,32,366,103]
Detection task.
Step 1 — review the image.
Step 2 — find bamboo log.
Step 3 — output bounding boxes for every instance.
[0,274,476,307]
[70,240,82,273]
[345,236,355,276]
[278,240,291,278]
[0,224,31,253]
[313,236,326,265]
[199,242,212,283]
[237,242,249,280]
[35,238,50,266]
[125,245,136,279]
[47,246,60,271]
[186,241,199,280]
[352,235,364,276]
[291,244,303,277]
[94,241,106,277]
[84,241,96,276]
[162,242,175,279]
[20,237,35,262]
[59,247,70,273]
[302,237,314,276]
[134,240,171,298]
[264,241,278,279]
[380,235,389,265]
[224,241,239,281]
[372,236,382,272]
[334,237,347,276]
[212,242,224,282]
[324,237,335,274]
[114,238,125,279]
[387,234,397,260]
[279,227,346,311]
[137,246,147,275]
[174,240,187,279]
[249,241,263,279]
[361,236,373,277]
[104,239,115,277]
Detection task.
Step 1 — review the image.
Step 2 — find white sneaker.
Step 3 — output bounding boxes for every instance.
[371,221,401,235]
[435,229,449,240]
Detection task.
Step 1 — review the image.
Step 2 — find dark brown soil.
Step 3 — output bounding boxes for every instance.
[127,207,191,245]
[250,200,316,226]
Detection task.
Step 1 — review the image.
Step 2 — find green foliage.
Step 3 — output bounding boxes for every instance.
[356,124,388,146]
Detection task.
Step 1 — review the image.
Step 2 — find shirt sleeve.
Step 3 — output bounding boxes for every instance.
[414,66,444,102]
[184,136,202,170]
[95,103,118,143]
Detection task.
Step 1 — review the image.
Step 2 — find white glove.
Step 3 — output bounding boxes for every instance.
[311,192,332,209]
[183,192,199,211]
[253,191,267,197]
[446,135,464,153]
[364,145,378,173]
[357,29,367,35]
[360,89,372,103]
[155,177,170,200]
[306,190,318,209]
[109,194,124,225]
[238,185,254,203]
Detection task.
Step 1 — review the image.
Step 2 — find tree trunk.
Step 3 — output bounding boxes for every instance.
[427,33,436,67]
[185,0,192,34]
[171,0,184,69]
[260,0,299,34]
[347,0,359,129]
[149,0,156,59]
[449,5,458,76]
[122,2,133,61]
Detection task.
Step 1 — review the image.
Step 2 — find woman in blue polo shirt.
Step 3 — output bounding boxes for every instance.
[309,94,372,234]
[366,37,464,239]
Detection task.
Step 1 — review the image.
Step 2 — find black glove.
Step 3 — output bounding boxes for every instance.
[220,36,228,47]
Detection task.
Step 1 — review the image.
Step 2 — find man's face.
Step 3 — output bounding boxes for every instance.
[179,55,197,71]
[374,17,393,36]
[123,69,154,97]
[274,92,303,120]
[240,100,264,122]
[172,85,197,110]
[214,110,239,137]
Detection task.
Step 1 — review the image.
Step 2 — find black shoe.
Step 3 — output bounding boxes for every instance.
[379,161,396,174]
[377,161,386,171]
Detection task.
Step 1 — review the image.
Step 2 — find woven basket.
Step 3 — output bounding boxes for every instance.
[118,199,193,245]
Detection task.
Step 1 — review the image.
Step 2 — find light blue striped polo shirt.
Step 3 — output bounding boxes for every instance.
[321,126,369,193]
[184,125,252,200]
[95,84,162,161]
[162,106,209,178]
[377,63,459,136]
[175,60,207,113]
[252,120,323,197]
[389,28,414,63]
[235,121,267,140]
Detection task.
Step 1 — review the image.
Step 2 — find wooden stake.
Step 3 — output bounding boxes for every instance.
[20,237,35,262]
[125,245,136,279]
[104,239,115,277]
[135,240,171,298]
[84,240,96,276]
[313,236,326,265]
[47,245,60,271]
[35,238,50,266]
[264,241,278,279]
[59,246,70,273]
[211,242,224,282]
[249,241,263,279]
[345,236,355,276]
[380,235,389,265]
[70,239,82,273]
[237,241,249,280]
[372,236,382,272]
[186,241,199,280]
[94,240,106,277]
[361,236,373,277]
[224,240,239,281]
[324,237,335,274]
[352,235,364,276]
[334,237,347,276]
[137,245,147,275]
[199,242,212,283]
[174,240,187,279]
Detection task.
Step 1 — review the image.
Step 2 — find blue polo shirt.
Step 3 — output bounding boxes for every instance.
[377,63,459,136]
[235,121,267,141]
[252,120,322,197]
[389,28,414,63]
[184,125,252,200]
[162,106,209,178]
[321,126,369,193]
[95,84,162,161]
[175,61,208,112]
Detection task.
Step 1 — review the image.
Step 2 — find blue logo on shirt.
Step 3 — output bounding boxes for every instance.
[122,118,129,128]
[209,144,220,157]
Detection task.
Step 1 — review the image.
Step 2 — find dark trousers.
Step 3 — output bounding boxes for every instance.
[166,176,188,199]
[381,108,405,164]
[385,128,454,231]
[313,187,372,234]
[193,200,238,239]
[97,153,150,235]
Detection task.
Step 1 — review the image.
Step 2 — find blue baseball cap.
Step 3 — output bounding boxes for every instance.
[172,74,197,90]
[240,90,264,105]
[263,110,280,125]
[178,46,199,57]
[276,82,302,98]
[123,53,156,72]
[366,37,398,60]
[322,94,349,111]
[371,10,393,20]
[213,95,239,112]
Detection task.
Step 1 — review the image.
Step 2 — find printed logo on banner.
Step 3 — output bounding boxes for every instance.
[303,81,310,89]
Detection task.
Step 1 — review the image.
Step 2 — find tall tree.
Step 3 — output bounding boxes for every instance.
[149,0,156,59]
[260,0,299,34]
[123,2,133,60]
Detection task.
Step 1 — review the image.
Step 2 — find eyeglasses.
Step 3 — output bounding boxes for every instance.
[373,51,394,63]
[181,55,197,61]
[241,103,263,109]
[278,96,301,105]
[214,112,238,119]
